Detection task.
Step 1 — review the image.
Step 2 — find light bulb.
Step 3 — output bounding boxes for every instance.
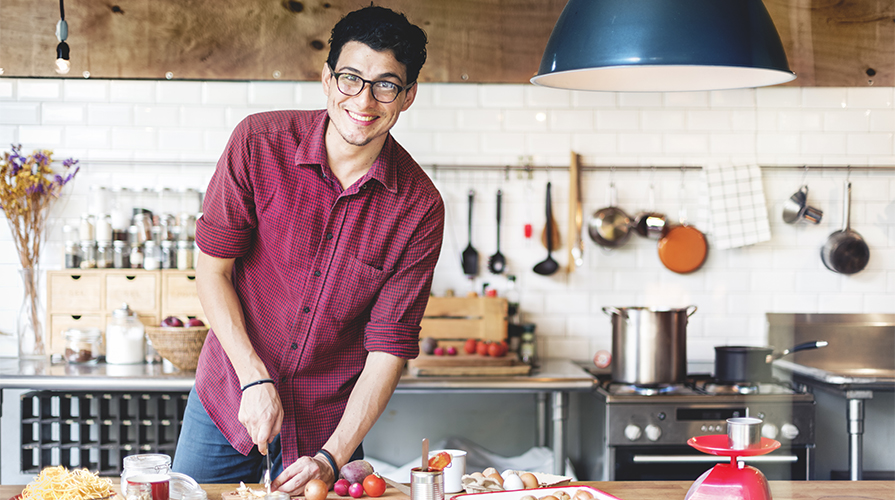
[55,58,71,74]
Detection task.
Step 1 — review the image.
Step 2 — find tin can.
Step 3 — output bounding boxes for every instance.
[410,468,444,500]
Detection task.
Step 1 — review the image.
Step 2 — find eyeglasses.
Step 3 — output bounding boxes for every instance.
[329,67,412,104]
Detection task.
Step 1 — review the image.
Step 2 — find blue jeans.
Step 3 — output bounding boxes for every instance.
[172,386,364,483]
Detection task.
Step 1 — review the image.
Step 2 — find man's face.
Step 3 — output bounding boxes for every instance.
[322,41,417,149]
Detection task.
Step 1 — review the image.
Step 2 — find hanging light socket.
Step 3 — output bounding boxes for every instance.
[532,0,795,92]
[54,1,71,74]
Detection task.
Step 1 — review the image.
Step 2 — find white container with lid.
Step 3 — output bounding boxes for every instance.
[105,303,145,364]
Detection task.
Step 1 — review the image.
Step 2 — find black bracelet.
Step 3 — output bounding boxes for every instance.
[240,378,275,392]
[316,449,339,477]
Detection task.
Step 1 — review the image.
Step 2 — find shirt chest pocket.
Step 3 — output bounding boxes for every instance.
[328,253,394,325]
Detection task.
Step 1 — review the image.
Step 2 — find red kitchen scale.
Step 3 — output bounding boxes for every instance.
[684,434,781,500]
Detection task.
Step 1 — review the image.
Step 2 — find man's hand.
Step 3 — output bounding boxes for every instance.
[238,382,283,455]
[271,455,334,495]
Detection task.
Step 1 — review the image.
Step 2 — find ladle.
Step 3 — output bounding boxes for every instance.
[488,190,506,274]
[533,182,560,276]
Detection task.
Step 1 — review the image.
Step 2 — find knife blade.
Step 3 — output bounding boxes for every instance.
[383,477,412,496]
[264,452,271,495]
[421,438,429,472]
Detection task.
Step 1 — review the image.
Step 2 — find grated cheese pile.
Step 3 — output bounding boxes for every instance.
[21,466,114,500]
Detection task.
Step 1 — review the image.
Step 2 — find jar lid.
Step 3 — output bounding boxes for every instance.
[123,453,172,468]
[113,303,136,318]
[64,328,101,340]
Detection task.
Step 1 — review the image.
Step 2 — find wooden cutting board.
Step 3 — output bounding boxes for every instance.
[222,486,409,500]
[407,353,531,377]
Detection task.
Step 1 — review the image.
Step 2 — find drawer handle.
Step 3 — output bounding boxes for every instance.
[69,275,81,281]
[71,315,82,320]
[187,275,196,281]
[126,275,136,281]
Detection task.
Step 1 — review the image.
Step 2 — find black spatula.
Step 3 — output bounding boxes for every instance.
[461,190,479,277]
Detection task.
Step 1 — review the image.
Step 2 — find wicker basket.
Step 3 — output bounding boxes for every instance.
[145,326,209,371]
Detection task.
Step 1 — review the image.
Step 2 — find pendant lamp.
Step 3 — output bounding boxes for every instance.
[531,0,795,92]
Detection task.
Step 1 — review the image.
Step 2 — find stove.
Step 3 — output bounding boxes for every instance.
[576,364,816,481]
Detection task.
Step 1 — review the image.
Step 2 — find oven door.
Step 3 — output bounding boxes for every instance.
[610,445,813,480]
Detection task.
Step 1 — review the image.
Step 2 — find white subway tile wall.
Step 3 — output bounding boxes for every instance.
[0,79,893,360]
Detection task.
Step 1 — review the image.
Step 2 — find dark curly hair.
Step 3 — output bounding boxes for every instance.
[327,5,428,85]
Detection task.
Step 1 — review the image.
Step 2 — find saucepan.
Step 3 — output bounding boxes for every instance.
[821,181,869,274]
[714,341,828,383]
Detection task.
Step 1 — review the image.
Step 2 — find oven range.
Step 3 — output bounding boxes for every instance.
[577,366,816,481]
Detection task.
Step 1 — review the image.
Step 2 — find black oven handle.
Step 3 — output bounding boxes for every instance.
[632,455,799,464]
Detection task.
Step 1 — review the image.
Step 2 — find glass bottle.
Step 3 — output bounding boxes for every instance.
[519,323,538,366]
[79,214,95,242]
[105,303,145,365]
[96,214,113,244]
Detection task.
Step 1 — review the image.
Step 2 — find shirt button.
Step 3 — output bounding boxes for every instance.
[291,343,298,350]
[303,306,310,313]
[325,233,333,240]
[314,270,321,277]
[361,184,368,190]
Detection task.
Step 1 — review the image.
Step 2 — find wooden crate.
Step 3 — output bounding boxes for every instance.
[419,296,508,345]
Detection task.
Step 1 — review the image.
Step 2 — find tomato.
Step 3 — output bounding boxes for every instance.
[488,342,504,357]
[304,479,329,500]
[363,473,386,498]
[476,341,490,356]
[464,338,478,354]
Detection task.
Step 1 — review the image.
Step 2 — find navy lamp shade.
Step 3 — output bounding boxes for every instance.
[531,0,795,92]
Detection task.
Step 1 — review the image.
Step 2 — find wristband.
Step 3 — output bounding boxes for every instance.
[316,449,339,477]
[240,378,275,392]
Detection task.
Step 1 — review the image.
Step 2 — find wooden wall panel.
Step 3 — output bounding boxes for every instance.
[0,0,892,86]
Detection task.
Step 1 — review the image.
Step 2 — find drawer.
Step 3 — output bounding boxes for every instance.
[105,271,160,314]
[47,272,103,312]
[48,313,104,354]
[161,271,203,315]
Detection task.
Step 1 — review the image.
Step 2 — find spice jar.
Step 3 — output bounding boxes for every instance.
[105,303,145,364]
[176,240,192,270]
[63,328,101,364]
[160,240,175,269]
[143,241,160,270]
[96,242,113,269]
[113,240,130,269]
[64,240,80,269]
[79,241,97,269]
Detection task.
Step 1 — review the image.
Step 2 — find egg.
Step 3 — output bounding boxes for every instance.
[470,472,485,481]
[573,489,594,500]
[520,472,539,489]
[487,472,504,487]
[502,473,524,491]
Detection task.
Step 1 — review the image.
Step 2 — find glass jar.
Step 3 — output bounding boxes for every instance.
[121,454,172,493]
[105,303,145,364]
[176,241,192,270]
[160,240,175,269]
[192,241,200,269]
[79,214,95,241]
[96,214,114,244]
[111,187,133,232]
[64,240,81,269]
[143,241,160,270]
[113,240,131,269]
[63,328,101,364]
[96,242,113,269]
[133,213,152,244]
[519,323,538,366]
[79,241,97,269]
[130,242,144,269]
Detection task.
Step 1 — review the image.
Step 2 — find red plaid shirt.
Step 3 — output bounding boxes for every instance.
[194,109,444,466]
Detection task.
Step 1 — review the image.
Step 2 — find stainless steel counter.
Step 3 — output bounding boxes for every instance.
[0,357,594,475]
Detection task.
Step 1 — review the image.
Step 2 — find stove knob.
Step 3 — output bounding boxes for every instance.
[761,423,779,440]
[624,424,642,441]
[780,423,799,440]
[645,424,662,442]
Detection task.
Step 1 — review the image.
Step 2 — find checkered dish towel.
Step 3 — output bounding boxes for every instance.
[703,164,771,249]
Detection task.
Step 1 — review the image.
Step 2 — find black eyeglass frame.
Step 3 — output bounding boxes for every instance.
[327,65,414,104]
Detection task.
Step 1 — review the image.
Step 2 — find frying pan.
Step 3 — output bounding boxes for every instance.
[821,181,869,274]
[658,225,708,273]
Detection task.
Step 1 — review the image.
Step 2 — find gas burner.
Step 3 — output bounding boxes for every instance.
[607,382,697,396]
[702,382,760,395]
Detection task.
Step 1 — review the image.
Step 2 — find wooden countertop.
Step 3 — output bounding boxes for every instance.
[4,481,895,500]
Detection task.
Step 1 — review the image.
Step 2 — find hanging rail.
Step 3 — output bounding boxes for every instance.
[74,159,895,172]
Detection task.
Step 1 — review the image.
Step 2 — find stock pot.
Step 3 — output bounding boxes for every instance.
[602,305,697,385]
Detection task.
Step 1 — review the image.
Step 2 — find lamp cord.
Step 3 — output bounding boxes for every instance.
[59,0,65,20]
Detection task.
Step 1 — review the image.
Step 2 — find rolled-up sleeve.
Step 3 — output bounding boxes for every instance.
[364,196,445,359]
[196,117,258,259]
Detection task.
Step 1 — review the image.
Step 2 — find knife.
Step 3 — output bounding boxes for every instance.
[383,477,412,496]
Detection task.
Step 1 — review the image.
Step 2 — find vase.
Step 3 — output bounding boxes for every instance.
[17,267,47,359]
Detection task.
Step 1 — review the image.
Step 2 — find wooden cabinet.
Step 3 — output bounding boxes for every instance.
[46,269,205,354]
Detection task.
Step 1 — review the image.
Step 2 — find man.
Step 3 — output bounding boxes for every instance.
[172,6,443,494]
